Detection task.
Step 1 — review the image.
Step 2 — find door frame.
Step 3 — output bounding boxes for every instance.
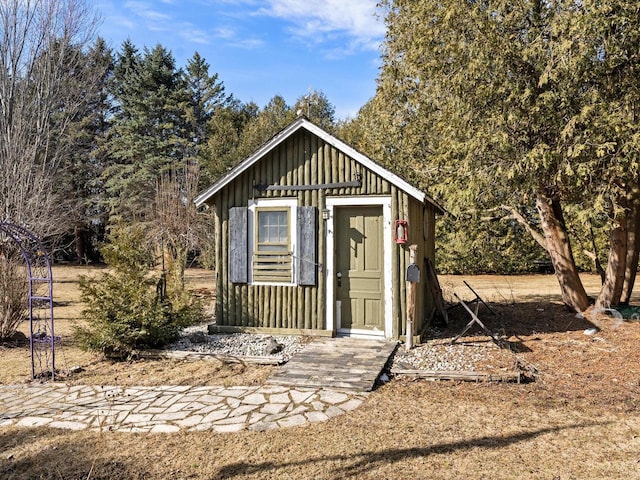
[325,196,393,338]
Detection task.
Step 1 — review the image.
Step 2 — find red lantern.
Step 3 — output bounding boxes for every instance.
[394,220,408,244]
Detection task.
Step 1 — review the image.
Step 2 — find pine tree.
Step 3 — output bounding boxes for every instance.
[59,37,114,261]
[103,43,190,222]
[184,52,230,151]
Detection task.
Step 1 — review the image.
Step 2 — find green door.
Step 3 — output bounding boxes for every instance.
[335,206,384,333]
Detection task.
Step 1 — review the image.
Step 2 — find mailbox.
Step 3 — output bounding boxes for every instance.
[406,263,420,283]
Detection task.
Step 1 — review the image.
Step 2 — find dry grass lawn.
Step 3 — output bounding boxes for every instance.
[0,265,274,387]
[1,268,640,479]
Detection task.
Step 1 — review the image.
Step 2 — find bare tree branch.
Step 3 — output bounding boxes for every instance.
[0,0,101,238]
[499,205,548,250]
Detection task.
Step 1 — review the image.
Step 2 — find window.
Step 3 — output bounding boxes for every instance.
[253,208,292,282]
[229,199,316,286]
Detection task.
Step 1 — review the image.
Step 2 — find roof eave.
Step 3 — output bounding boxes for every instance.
[194,117,444,213]
[194,118,308,207]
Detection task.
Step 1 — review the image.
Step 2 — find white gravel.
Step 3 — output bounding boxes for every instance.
[391,342,496,371]
[168,324,305,361]
[170,325,515,374]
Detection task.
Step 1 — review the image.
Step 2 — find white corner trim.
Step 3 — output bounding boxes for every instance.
[325,196,393,339]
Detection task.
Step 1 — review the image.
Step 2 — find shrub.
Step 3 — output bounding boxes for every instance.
[75,225,203,358]
[0,250,28,341]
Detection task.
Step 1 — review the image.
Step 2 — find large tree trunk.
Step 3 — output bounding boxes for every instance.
[596,206,627,309]
[74,225,88,264]
[620,184,640,304]
[536,192,590,312]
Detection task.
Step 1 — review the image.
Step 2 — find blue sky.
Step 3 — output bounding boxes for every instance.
[96,0,387,120]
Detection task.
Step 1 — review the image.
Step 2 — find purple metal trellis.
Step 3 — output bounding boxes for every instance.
[0,222,55,380]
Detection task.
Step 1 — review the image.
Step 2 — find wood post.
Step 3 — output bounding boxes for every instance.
[406,244,417,351]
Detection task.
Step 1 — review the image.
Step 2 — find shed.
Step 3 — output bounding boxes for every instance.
[195,117,444,341]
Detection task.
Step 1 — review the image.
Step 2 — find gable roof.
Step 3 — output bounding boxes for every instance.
[195,117,444,213]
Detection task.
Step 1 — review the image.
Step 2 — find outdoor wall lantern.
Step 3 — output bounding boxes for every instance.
[394,219,409,244]
[322,209,330,220]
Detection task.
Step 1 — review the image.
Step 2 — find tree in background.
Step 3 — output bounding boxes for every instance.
[57,37,114,262]
[369,0,640,311]
[184,52,231,167]
[234,95,297,160]
[294,90,336,131]
[0,0,104,239]
[202,99,258,184]
[103,43,191,222]
[203,89,338,184]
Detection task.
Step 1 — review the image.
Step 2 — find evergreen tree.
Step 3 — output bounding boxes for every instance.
[183,52,235,188]
[293,90,336,131]
[76,224,202,358]
[103,43,190,222]
[200,91,337,185]
[184,52,230,151]
[202,99,257,184]
[235,95,296,159]
[373,0,640,310]
[59,37,114,261]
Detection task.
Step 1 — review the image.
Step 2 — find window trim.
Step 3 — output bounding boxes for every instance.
[248,198,297,286]
[253,207,292,283]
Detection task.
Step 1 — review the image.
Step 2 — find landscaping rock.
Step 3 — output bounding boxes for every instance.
[264,337,284,355]
[169,326,304,362]
[188,331,207,344]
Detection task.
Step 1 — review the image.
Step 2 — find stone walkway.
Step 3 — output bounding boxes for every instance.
[0,384,366,433]
[0,337,397,433]
[267,337,398,392]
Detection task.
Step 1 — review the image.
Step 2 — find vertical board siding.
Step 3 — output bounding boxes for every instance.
[210,129,435,335]
[220,199,229,325]
[214,205,223,322]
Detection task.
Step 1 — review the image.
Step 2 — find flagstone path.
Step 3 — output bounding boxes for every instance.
[0,383,366,433]
[0,337,396,433]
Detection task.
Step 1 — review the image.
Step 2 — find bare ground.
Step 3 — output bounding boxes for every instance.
[1,269,640,479]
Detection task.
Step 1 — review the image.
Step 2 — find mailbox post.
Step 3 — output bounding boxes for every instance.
[406,245,420,351]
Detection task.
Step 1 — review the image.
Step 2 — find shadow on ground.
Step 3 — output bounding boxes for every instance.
[433,300,596,341]
[0,428,147,480]
[213,422,605,480]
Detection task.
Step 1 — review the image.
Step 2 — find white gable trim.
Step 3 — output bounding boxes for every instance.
[195,119,305,207]
[195,117,442,211]
[302,122,427,205]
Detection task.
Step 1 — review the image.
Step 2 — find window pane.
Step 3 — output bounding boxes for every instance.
[257,210,288,243]
[278,225,288,242]
[255,208,291,283]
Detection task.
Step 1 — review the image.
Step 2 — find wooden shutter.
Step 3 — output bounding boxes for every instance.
[229,207,248,284]
[297,206,317,286]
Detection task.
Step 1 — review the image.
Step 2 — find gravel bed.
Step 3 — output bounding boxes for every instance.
[391,337,516,372]
[169,325,516,373]
[167,324,305,362]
